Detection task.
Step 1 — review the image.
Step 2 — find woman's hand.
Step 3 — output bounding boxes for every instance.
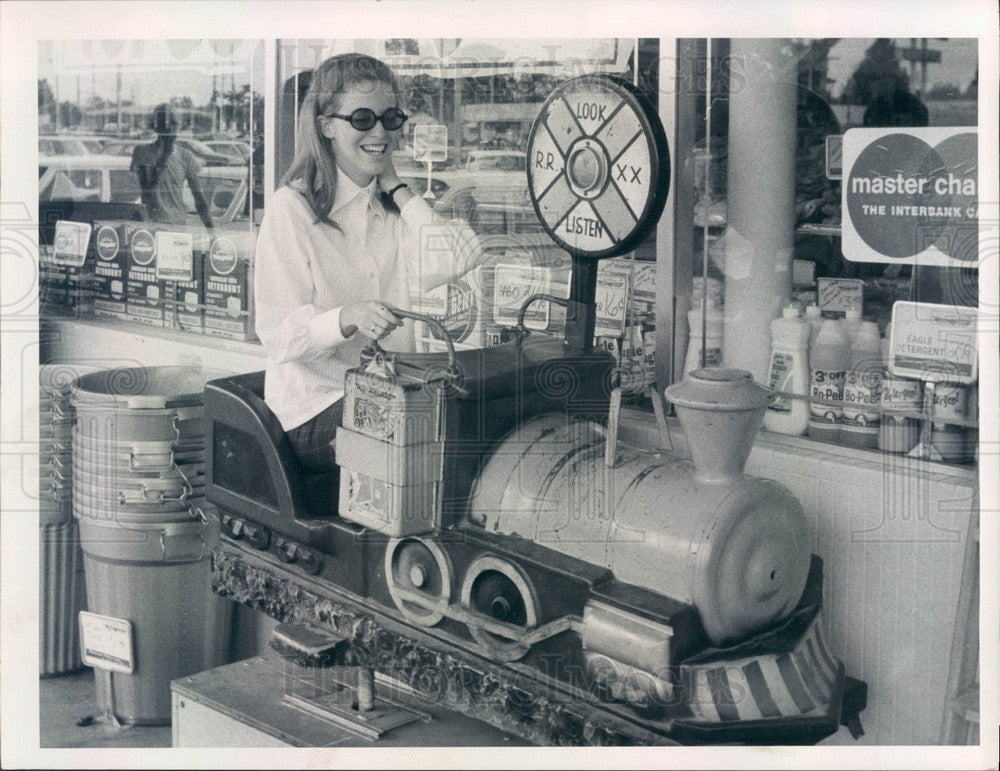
[377,159,414,208]
[339,301,403,340]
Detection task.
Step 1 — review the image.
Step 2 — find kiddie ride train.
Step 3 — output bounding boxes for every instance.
[204,76,866,745]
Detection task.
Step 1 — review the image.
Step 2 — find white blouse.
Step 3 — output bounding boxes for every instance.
[253,171,479,430]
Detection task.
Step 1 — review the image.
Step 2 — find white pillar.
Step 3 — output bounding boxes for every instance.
[722,39,799,383]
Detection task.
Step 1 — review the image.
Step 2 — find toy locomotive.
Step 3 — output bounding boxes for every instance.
[203,75,865,745]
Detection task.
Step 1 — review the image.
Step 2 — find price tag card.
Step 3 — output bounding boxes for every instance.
[594,271,629,338]
[818,277,864,314]
[52,220,92,267]
[631,261,657,303]
[155,230,194,281]
[493,263,552,329]
[413,124,448,163]
[79,611,135,674]
[888,301,978,384]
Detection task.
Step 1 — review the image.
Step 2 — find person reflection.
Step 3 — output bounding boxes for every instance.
[862,83,929,128]
[130,103,214,228]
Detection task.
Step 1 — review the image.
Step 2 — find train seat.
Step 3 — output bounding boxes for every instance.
[204,371,339,524]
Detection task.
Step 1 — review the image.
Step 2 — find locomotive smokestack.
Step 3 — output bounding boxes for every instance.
[665,369,774,484]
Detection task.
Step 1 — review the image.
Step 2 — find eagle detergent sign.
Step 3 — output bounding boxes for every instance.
[842,127,977,267]
[888,301,977,384]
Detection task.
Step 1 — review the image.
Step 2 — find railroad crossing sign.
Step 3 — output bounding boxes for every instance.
[526,75,670,260]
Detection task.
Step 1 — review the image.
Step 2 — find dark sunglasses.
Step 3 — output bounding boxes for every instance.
[325,107,408,132]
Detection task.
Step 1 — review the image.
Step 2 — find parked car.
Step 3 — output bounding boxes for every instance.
[38,136,91,158]
[203,140,252,165]
[39,154,249,223]
[422,149,529,199]
[39,154,140,204]
[430,180,540,237]
[98,138,142,157]
[190,165,251,222]
[97,136,230,167]
[463,150,527,173]
[176,138,232,167]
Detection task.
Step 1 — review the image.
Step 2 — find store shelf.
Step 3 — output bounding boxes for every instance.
[796,222,842,237]
[41,315,266,376]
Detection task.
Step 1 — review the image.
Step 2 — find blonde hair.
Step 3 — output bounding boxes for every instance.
[281,53,399,227]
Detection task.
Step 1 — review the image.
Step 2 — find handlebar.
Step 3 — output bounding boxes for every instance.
[369,305,458,374]
[515,294,569,337]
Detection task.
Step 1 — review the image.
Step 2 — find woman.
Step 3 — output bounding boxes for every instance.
[254,53,479,472]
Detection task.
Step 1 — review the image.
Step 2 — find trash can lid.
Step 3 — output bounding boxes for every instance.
[71,366,231,410]
[40,363,101,400]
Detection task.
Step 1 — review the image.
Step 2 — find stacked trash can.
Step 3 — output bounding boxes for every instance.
[71,366,232,725]
[39,364,93,676]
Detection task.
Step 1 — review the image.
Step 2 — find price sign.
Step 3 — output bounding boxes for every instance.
[413,124,448,163]
[594,271,628,337]
[79,611,134,673]
[155,230,194,281]
[493,264,552,329]
[888,301,978,384]
[818,277,864,314]
[52,220,92,267]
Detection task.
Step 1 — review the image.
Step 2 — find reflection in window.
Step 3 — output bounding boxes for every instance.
[37,39,264,225]
[684,38,979,465]
[109,169,141,204]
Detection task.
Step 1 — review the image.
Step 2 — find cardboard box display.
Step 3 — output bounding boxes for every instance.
[91,220,131,320]
[596,324,656,395]
[157,227,209,333]
[39,279,93,317]
[203,226,256,341]
[39,222,95,318]
[125,223,164,326]
[490,244,571,335]
[50,220,92,271]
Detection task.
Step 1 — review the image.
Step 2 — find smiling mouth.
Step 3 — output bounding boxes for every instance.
[361,144,387,156]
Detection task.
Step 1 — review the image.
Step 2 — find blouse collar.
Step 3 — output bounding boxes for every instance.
[332,165,380,216]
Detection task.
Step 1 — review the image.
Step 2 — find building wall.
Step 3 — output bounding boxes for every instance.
[745,434,977,745]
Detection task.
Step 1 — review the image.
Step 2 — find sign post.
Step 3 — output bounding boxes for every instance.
[412,124,448,199]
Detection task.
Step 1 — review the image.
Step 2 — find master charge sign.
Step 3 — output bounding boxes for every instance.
[842,127,978,268]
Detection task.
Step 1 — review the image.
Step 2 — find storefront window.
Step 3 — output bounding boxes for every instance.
[678,38,980,465]
[37,39,264,340]
[37,39,264,231]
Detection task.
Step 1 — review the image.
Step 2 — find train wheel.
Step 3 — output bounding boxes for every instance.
[384,537,452,627]
[460,555,539,662]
